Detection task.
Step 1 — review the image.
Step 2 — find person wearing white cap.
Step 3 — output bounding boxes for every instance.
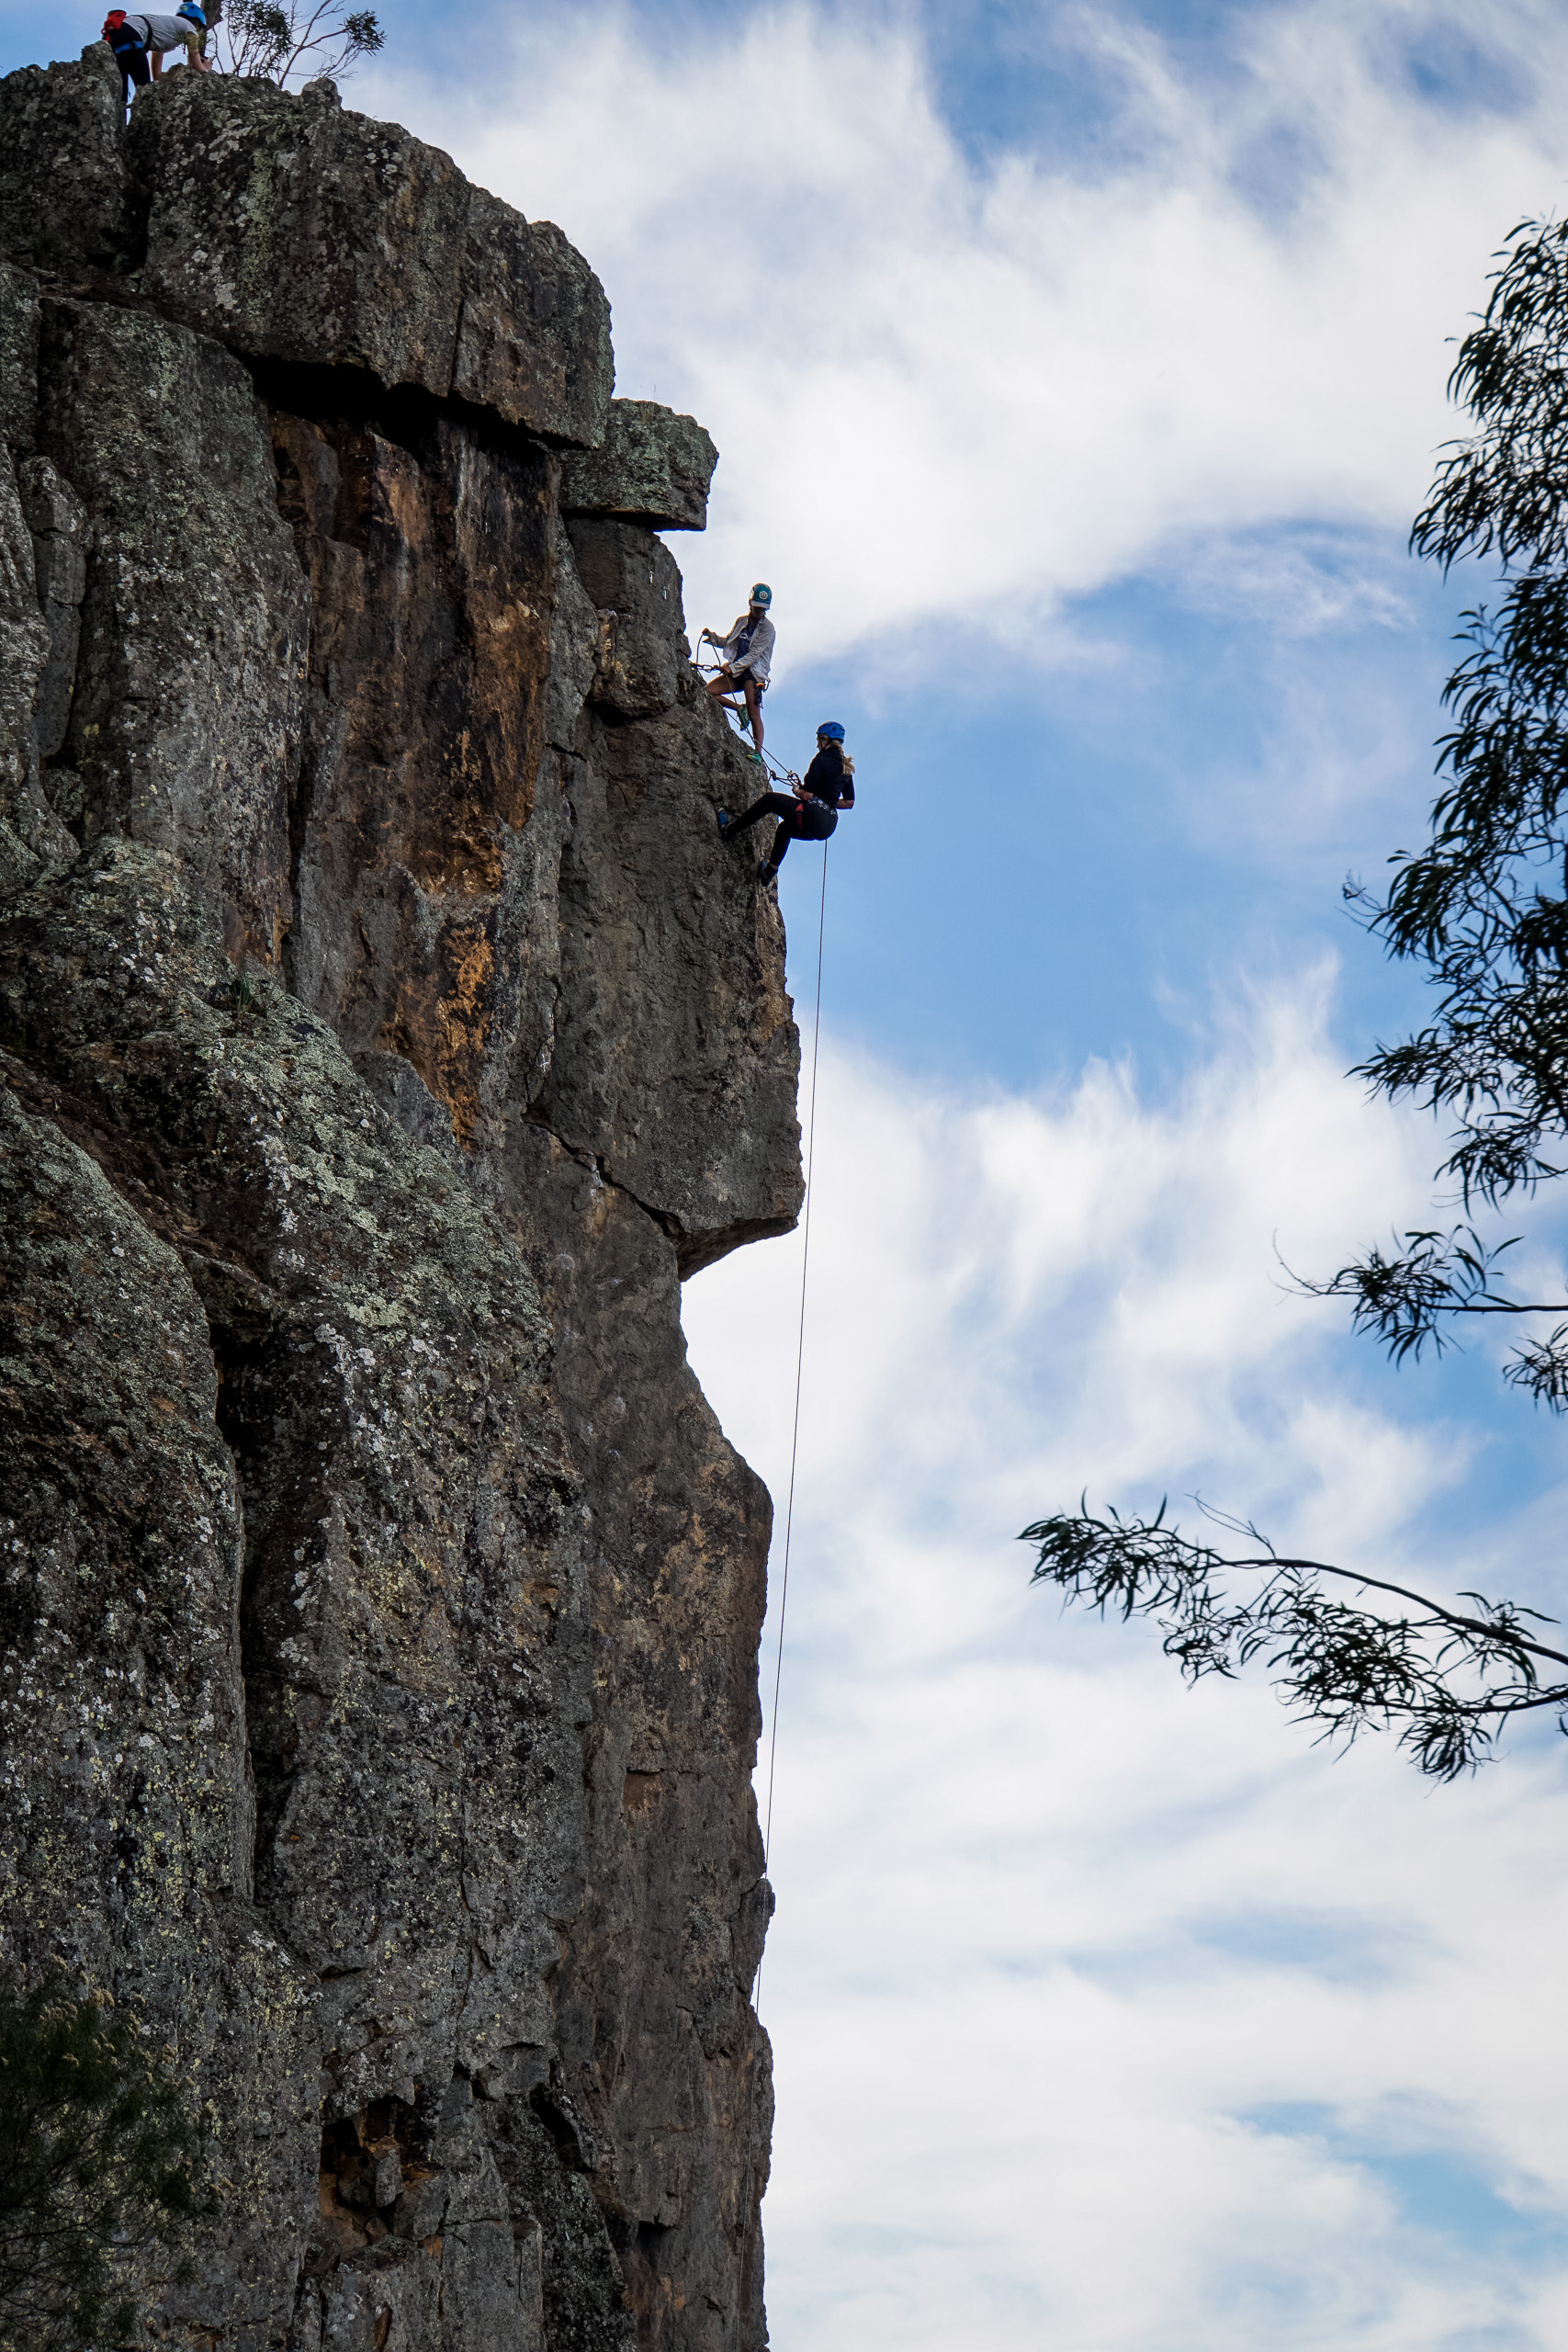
[702,582,774,759]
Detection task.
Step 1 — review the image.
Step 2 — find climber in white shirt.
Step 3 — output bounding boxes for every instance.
[105,3,211,96]
[702,583,774,759]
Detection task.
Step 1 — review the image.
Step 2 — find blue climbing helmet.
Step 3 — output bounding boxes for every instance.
[749,582,773,607]
[816,721,845,741]
[177,1,206,21]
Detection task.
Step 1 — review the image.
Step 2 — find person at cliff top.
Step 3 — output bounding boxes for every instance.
[104,4,211,97]
[716,723,854,887]
[701,584,774,758]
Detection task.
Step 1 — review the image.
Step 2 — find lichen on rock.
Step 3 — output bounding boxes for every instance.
[561,401,720,533]
[0,44,795,2352]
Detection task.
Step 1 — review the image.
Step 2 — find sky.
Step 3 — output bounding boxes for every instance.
[15,2,1568,2345]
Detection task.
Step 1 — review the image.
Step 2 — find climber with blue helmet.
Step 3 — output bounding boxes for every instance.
[104,0,212,91]
[702,582,774,759]
[177,0,215,58]
[716,722,854,887]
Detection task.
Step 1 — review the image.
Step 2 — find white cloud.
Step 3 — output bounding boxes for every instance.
[359,12,1568,2340]
[366,0,1568,665]
[682,970,1568,2352]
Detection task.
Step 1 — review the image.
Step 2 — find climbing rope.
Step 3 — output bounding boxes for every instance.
[759,842,827,1887]
[694,640,800,788]
[732,846,829,2351]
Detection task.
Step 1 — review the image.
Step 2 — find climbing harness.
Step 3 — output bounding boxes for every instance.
[103,7,152,90]
[694,643,800,786]
[732,845,828,2348]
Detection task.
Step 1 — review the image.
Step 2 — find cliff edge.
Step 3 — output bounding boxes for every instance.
[0,45,798,2352]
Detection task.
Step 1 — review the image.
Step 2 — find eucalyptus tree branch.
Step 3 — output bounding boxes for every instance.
[1031,215,1568,1784]
[1279,1225,1568,1408]
[1021,1500,1567,1779]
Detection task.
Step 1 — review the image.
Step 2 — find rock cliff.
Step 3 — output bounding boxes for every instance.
[0,46,799,2352]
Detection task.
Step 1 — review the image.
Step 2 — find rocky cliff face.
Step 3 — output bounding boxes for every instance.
[0,47,797,2352]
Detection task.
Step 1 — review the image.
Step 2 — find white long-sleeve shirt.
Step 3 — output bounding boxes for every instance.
[716,611,775,684]
[129,12,202,52]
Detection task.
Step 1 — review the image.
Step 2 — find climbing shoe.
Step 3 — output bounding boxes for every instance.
[716,807,733,837]
[758,862,779,888]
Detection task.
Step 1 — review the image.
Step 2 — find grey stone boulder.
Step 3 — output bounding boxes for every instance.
[18,454,86,760]
[131,74,613,447]
[0,43,141,277]
[456,187,614,447]
[0,54,788,2339]
[132,74,468,397]
[0,261,39,454]
[531,685,805,1275]
[567,516,686,719]
[0,840,617,2342]
[0,1057,316,2342]
[560,399,718,531]
[0,444,45,780]
[39,296,310,962]
[488,1120,776,2344]
[0,440,53,893]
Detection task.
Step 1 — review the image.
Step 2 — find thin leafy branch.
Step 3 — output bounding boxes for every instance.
[1028,216,1568,1775]
[1346,225,1568,1220]
[1022,1502,1568,1781]
[1280,1225,1568,1406]
[1414,217,1568,575]
[211,0,383,86]
[0,1973,205,2352]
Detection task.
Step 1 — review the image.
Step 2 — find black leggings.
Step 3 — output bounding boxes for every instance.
[109,32,151,97]
[728,792,837,868]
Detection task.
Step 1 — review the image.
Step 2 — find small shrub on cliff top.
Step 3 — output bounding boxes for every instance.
[213,0,384,87]
[0,1973,202,2352]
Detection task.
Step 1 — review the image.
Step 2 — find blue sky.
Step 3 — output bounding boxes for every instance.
[17,2,1568,2344]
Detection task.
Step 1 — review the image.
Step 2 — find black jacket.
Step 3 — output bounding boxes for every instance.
[801,746,853,809]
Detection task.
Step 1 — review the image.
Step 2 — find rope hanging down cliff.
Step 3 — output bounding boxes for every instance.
[733,847,829,2352]
[695,647,792,783]
[761,841,828,1889]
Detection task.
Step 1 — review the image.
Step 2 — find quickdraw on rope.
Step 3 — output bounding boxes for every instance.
[732,843,829,2349]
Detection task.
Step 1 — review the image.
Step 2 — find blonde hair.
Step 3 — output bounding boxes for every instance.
[819,733,853,776]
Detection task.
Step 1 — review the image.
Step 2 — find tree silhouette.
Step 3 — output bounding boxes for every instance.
[1030,218,1568,1777]
[209,0,383,87]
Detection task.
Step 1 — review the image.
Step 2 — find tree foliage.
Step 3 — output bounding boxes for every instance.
[1023,1503,1568,1781]
[210,0,383,87]
[0,1974,203,2352]
[1028,218,1568,1774]
[1358,217,1568,1222]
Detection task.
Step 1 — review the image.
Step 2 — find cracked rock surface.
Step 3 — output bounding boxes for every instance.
[0,48,795,2352]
